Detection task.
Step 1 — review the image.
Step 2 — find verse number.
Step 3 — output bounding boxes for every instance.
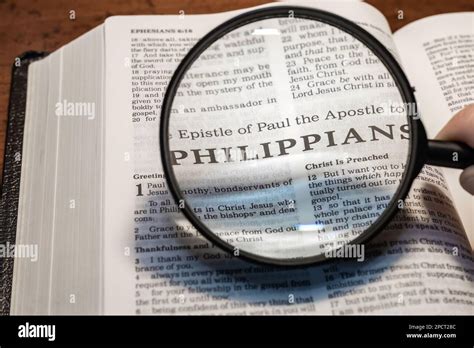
[290,84,300,92]
[136,183,144,196]
[286,60,296,68]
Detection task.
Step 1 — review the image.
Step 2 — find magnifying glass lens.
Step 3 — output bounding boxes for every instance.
[167,16,410,262]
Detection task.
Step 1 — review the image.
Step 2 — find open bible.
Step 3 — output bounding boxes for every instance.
[6,1,473,314]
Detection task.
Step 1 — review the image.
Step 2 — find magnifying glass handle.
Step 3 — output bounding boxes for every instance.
[426,140,474,169]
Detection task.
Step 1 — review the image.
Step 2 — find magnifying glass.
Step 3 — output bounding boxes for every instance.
[160,6,474,266]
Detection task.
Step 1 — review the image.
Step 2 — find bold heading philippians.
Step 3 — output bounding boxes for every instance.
[170,123,409,165]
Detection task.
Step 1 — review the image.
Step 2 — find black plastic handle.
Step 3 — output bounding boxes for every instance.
[426,140,474,169]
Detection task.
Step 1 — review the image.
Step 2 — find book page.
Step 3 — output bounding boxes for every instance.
[103,2,473,315]
[394,13,474,245]
[11,25,105,314]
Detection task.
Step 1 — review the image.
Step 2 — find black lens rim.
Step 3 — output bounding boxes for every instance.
[160,5,425,266]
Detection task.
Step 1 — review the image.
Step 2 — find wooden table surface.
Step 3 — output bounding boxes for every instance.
[0,0,472,171]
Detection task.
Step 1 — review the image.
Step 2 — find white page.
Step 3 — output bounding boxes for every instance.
[394,13,474,245]
[11,26,105,314]
[103,2,473,315]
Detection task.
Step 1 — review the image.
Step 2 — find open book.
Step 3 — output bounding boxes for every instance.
[9,1,473,314]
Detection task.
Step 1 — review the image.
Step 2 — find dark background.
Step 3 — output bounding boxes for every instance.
[1,0,472,169]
